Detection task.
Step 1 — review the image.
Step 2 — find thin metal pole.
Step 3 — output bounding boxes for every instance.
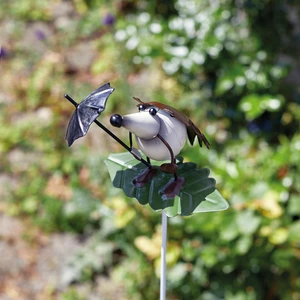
[160,211,167,300]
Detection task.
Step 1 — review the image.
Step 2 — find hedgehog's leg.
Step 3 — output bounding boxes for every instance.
[157,134,185,198]
[130,132,159,187]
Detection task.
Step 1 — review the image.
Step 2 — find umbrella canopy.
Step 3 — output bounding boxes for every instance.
[65,83,114,146]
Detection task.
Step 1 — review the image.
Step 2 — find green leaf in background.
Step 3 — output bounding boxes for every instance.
[236,210,261,235]
[235,235,252,255]
[104,152,229,217]
[168,263,189,284]
[287,195,300,216]
[239,94,285,120]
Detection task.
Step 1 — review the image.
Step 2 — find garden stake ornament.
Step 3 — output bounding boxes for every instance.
[64,83,228,300]
[65,82,210,199]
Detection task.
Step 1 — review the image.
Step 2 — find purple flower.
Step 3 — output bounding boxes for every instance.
[247,121,261,134]
[0,47,8,59]
[102,13,115,26]
[35,29,46,40]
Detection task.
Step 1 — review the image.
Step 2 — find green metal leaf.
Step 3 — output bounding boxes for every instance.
[104,152,229,217]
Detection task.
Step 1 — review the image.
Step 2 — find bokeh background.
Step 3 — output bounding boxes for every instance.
[1,0,300,299]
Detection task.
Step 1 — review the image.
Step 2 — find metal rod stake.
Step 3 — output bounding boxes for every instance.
[160,211,167,300]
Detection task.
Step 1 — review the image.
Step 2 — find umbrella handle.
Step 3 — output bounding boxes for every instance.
[64,94,151,168]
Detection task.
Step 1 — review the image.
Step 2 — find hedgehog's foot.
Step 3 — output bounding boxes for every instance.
[133,167,158,188]
[160,176,185,199]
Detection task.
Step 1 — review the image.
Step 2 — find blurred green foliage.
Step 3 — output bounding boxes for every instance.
[1,0,300,299]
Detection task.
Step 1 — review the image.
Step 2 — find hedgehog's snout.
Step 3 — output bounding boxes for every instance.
[110,114,123,128]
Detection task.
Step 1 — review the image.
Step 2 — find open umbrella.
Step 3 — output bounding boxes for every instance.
[65,83,114,146]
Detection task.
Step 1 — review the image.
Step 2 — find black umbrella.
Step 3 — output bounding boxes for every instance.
[65,83,114,146]
[64,83,150,167]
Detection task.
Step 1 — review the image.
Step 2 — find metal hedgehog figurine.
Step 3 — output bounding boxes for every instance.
[110,97,210,198]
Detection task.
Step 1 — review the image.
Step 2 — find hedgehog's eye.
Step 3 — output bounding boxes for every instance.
[138,104,146,111]
[149,107,157,116]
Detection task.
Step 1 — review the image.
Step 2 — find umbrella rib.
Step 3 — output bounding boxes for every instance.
[76,107,85,135]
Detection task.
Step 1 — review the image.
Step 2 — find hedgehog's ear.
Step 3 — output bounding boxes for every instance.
[133,97,144,104]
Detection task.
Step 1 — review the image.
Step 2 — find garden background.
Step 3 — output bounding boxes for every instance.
[1,0,300,299]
